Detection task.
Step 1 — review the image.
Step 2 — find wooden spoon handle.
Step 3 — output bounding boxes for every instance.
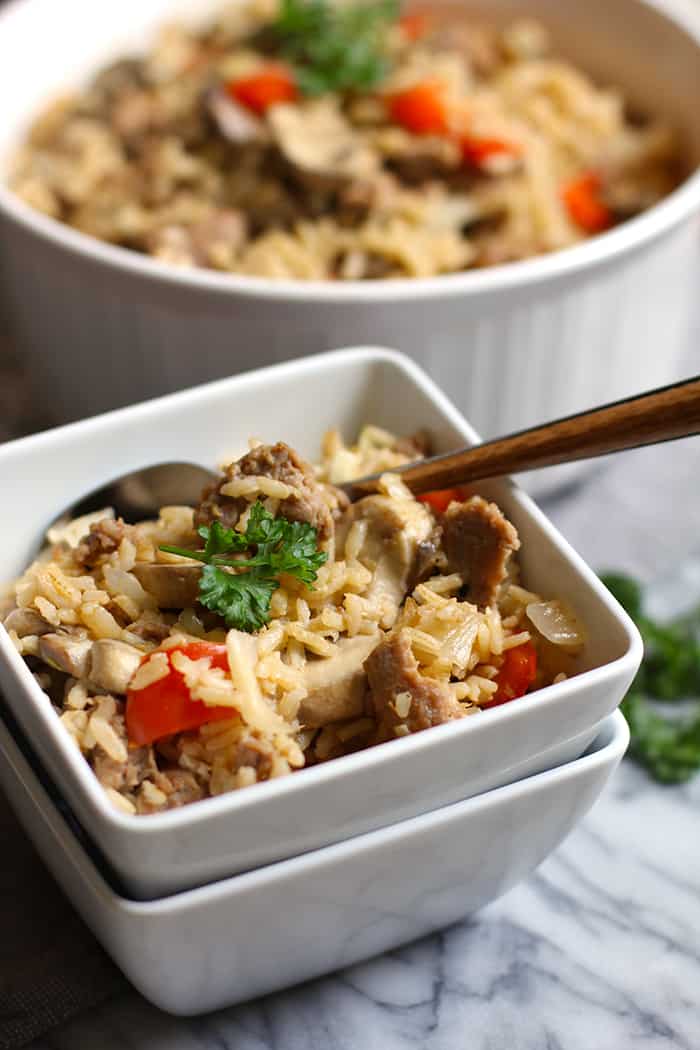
[344,375,700,499]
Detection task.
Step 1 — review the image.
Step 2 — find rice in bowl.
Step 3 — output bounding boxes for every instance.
[9,0,683,281]
[1,425,586,814]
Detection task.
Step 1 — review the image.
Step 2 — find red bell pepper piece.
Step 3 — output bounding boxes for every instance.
[226,64,298,115]
[562,171,612,233]
[126,640,234,746]
[484,642,538,708]
[389,81,451,135]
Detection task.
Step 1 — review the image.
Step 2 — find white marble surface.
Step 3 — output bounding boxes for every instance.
[22,359,700,1048]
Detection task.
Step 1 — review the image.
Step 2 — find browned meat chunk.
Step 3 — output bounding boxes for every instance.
[75,518,126,568]
[154,768,206,808]
[195,441,345,542]
[94,735,157,792]
[383,134,462,184]
[146,209,248,270]
[442,496,520,608]
[366,630,466,743]
[429,20,502,77]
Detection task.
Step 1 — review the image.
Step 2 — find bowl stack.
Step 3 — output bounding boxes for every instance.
[0,349,640,1013]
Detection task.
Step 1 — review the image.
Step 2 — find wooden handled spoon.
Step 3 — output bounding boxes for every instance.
[341,375,700,500]
[45,375,700,539]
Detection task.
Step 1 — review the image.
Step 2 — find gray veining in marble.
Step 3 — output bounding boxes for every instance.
[23,748,700,1050]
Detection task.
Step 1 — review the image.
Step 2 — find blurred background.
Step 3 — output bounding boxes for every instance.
[1,0,699,469]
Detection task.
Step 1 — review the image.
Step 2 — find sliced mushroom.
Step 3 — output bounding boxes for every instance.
[346,493,433,622]
[406,527,443,592]
[298,633,380,728]
[89,638,144,694]
[39,633,93,678]
[268,98,380,191]
[377,128,462,184]
[3,608,53,638]
[131,563,202,609]
[207,85,267,144]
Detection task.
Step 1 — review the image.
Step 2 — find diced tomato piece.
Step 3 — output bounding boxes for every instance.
[484,642,538,708]
[389,81,450,135]
[417,487,466,514]
[126,640,234,747]
[226,64,298,114]
[460,135,522,168]
[562,171,612,233]
[399,11,432,41]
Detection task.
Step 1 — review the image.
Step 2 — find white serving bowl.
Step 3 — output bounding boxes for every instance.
[1,0,699,473]
[0,701,629,1015]
[0,348,642,898]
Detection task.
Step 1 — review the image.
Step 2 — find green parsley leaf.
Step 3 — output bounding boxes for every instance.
[600,572,643,621]
[235,503,328,585]
[199,564,279,634]
[270,0,398,96]
[159,501,328,632]
[199,521,247,559]
[601,571,700,784]
[621,690,700,785]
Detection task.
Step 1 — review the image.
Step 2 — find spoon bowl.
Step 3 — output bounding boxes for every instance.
[47,462,218,533]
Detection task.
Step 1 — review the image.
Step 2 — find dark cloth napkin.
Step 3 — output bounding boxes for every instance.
[0,786,125,1049]
[0,327,124,1047]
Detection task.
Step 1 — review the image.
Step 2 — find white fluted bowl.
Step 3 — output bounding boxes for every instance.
[1,0,699,494]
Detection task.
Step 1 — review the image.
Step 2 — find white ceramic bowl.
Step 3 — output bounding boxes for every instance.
[0,348,642,898]
[1,0,699,471]
[0,701,629,1015]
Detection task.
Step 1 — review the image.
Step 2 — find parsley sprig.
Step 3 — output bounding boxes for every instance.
[602,572,700,784]
[160,503,328,633]
[269,0,398,96]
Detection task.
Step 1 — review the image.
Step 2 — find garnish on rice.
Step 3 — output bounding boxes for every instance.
[268,0,398,96]
[160,502,328,633]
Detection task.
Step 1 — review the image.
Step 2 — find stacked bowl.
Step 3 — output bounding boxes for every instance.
[0,348,640,1012]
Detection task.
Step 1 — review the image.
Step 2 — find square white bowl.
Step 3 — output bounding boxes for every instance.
[0,701,629,1015]
[0,347,642,898]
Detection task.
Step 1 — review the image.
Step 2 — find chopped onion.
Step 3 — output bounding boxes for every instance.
[526,600,586,651]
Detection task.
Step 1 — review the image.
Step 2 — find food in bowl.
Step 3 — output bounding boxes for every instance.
[9,0,682,280]
[1,425,585,815]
